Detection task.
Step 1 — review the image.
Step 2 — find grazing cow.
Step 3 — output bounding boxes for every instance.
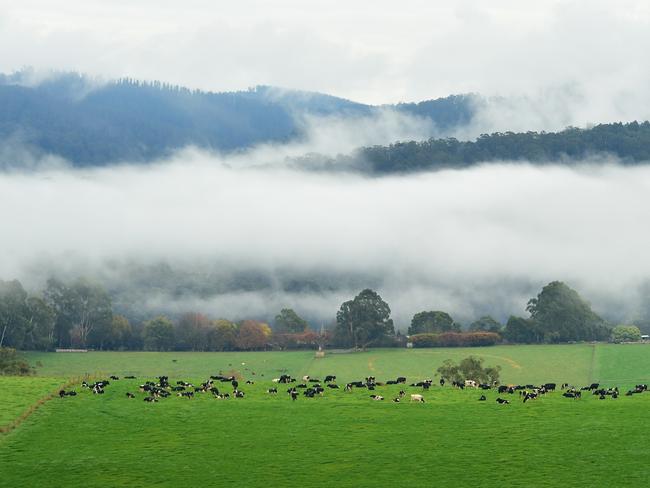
[392,397,401,403]
[399,390,406,398]
[234,390,245,398]
[496,397,510,404]
[144,397,157,403]
[479,395,487,401]
[344,384,353,392]
[124,375,136,379]
[267,388,277,394]
[291,391,298,401]
[231,380,239,389]
[302,375,310,382]
[246,380,254,385]
[465,380,477,388]
[327,384,340,389]
[543,383,556,391]
[110,375,119,380]
[58,389,66,398]
[439,378,445,386]
[410,394,425,403]
[324,375,336,383]
[396,377,407,384]
[126,392,135,398]
[370,395,384,401]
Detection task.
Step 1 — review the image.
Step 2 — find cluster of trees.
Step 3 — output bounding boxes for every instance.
[1,277,642,352]
[502,281,610,343]
[358,122,650,173]
[0,277,328,352]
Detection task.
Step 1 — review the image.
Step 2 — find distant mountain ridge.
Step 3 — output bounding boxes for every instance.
[0,70,478,166]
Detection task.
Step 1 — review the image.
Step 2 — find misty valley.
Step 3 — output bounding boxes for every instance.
[2,3,650,485]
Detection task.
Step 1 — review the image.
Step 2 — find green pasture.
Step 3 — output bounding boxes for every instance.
[1,344,650,487]
[0,377,65,427]
[21,343,650,385]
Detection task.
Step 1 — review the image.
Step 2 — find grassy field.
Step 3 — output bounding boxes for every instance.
[1,344,649,487]
[21,343,650,385]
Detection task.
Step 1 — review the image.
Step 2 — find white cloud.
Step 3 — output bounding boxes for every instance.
[2,147,650,325]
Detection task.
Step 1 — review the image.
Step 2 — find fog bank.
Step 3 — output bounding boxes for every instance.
[2,153,650,326]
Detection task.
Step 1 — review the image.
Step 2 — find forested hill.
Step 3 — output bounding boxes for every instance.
[352,122,650,173]
[0,71,475,166]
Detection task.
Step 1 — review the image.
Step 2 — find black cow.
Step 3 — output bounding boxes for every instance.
[496,397,510,404]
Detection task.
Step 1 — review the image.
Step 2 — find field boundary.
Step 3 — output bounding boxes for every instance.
[0,374,93,436]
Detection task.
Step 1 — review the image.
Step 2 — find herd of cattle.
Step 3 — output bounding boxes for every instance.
[57,372,649,405]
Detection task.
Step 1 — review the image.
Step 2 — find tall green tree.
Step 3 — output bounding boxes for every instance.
[175,312,211,351]
[274,308,309,333]
[526,281,608,342]
[503,316,541,343]
[143,316,175,351]
[408,311,459,335]
[0,280,28,348]
[207,319,237,351]
[335,289,394,348]
[23,297,56,350]
[469,316,502,333]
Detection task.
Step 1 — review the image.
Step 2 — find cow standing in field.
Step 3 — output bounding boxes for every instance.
[410,394,425,403]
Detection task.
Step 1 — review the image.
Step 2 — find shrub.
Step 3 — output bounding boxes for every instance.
[0,348,34,375]
[409,332,501,348]
[437,356,501,384]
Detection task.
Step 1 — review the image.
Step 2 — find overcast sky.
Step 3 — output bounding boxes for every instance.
[1,0,649,107]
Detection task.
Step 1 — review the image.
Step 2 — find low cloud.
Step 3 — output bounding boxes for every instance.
[2,145,650,327]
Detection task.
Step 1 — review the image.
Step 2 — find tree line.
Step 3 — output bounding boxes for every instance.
[0,278,642,352]
[354,121,650,173]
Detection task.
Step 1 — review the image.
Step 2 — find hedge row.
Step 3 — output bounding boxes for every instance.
[409,332,501,348]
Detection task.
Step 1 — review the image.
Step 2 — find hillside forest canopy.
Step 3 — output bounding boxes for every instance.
[0,278,639,353]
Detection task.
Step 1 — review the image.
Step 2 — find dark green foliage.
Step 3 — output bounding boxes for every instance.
[410,332,500,348]
[503,316,542,344]
[0,347,33,375]
[526,281,609,342]
[335,289,394,348]
[274,308,309,333]
[143,316,175,351]
[469,316,502,333]
[408,310,459,335]
[358,121,650,173]
[436,356,501,383]
[0,280,29,349]
[0,71,474,166]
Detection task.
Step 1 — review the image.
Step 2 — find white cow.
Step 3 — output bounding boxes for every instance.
[410,394,425,403]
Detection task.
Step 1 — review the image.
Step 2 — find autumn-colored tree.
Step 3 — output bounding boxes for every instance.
[236,320,270,350]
